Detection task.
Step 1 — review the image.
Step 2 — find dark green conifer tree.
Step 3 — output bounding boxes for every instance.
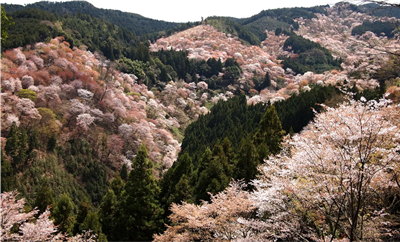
[74,197,92,234]
[34,181,55,214]
[165,153,194,205]
[195,144,231,202]
[53,194,76,236]
[109,174,125,198]
[253,105,285,156]
[120,163,128,181]
[17,128,28,168]
[116,144,163,241]
[28,127,40,153]
[80,212,103,238]
[1,153,14,192]
[98,190,117,240]
[234,137,259,185]
[5,122,19,167]
[47,133,57,152]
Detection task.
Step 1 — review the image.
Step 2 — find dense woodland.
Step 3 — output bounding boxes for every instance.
[1,1,400,242]
[281,33,343,74]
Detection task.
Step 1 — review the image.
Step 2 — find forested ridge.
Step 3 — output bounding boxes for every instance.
[1,1,400,242]
[3,1,179,36]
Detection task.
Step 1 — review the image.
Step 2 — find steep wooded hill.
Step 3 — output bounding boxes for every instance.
[3,1,179,36]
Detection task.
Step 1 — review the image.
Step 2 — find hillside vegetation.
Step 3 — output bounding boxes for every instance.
[1,2,400,241]
[4,1,179,36]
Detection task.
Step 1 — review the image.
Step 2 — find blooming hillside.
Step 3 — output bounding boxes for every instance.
[0,37,212,174]
[155,95,400,242]
[150,3,399,105]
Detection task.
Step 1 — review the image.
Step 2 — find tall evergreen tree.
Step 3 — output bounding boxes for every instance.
[1,153,14,192]
[117,144,163,241]
[109,174,125,198]
[98,190,117,240]
[1,6,14,46]
[166,153,194,204]
[5,122,19,165]
[253,105,285,156]
[234,137,259,185]
[34,181,55,214]
[194,144,232,202]
[17,128,28,168]
[80,212,103,238]
[120,163,128,181]
[28,127,40,153]
[74,197,92,234]
[52,194,76,236]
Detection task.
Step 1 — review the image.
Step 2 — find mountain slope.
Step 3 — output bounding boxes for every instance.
[3,1,179,36]
[2,7,141,61]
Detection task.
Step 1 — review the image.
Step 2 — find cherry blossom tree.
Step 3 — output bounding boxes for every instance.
[154,182,257,242]
[77,89,94,101]
[252,96,400,241]
[70,99,89,115]
[76,113,95,132]
[156,96,400,242]
[1,191,97,242]
[107,134,124,155]
[1,191,64,241]
[16,98,42,120]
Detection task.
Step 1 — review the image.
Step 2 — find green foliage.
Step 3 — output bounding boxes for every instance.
[206,17,261,45]
[181,95,266,162]
[5,122,19,163]
[162,95,285,212]
[80,212,103,237]
[2,8,55,49]
[233,136,258,184]
[357,3,400,18]
[109,175,125,198]
[119,48,239,91]
[17,154,89,209]
[47,134,57,152]
[98,190,117,240]
[194,140,234,202]
[37,108,59,148]
[117,57,149,80]
[34,181,55,214]
[19,1,178,36]
[4,123,33,172]
[1,154,15,192]
[282,34,342,74]
[253,105,285,155]
[351,20,398,38]
[53,194,76,236]
[120,164,128,181]
[61,138,108,205]
[2,7,142,61]
[240,6,327,37]
[224,65,242,84]
[1,6,14,46]
[274,85,339,133]
[254,72,271,91]
[160,152,194,215]
[375,55,400,83]
[74,197,92,234]
[115,144,164,241]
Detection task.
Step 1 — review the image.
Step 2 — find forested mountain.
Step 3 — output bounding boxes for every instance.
[1,1,400,242]
[3,1,179,36]
[2,7,140,61]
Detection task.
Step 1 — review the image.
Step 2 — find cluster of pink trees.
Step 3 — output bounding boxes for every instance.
[1,37,192,172]
[296,2,399,91]
[1,191,96,241]
[156,96,400,241]
[150,3,399,107]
